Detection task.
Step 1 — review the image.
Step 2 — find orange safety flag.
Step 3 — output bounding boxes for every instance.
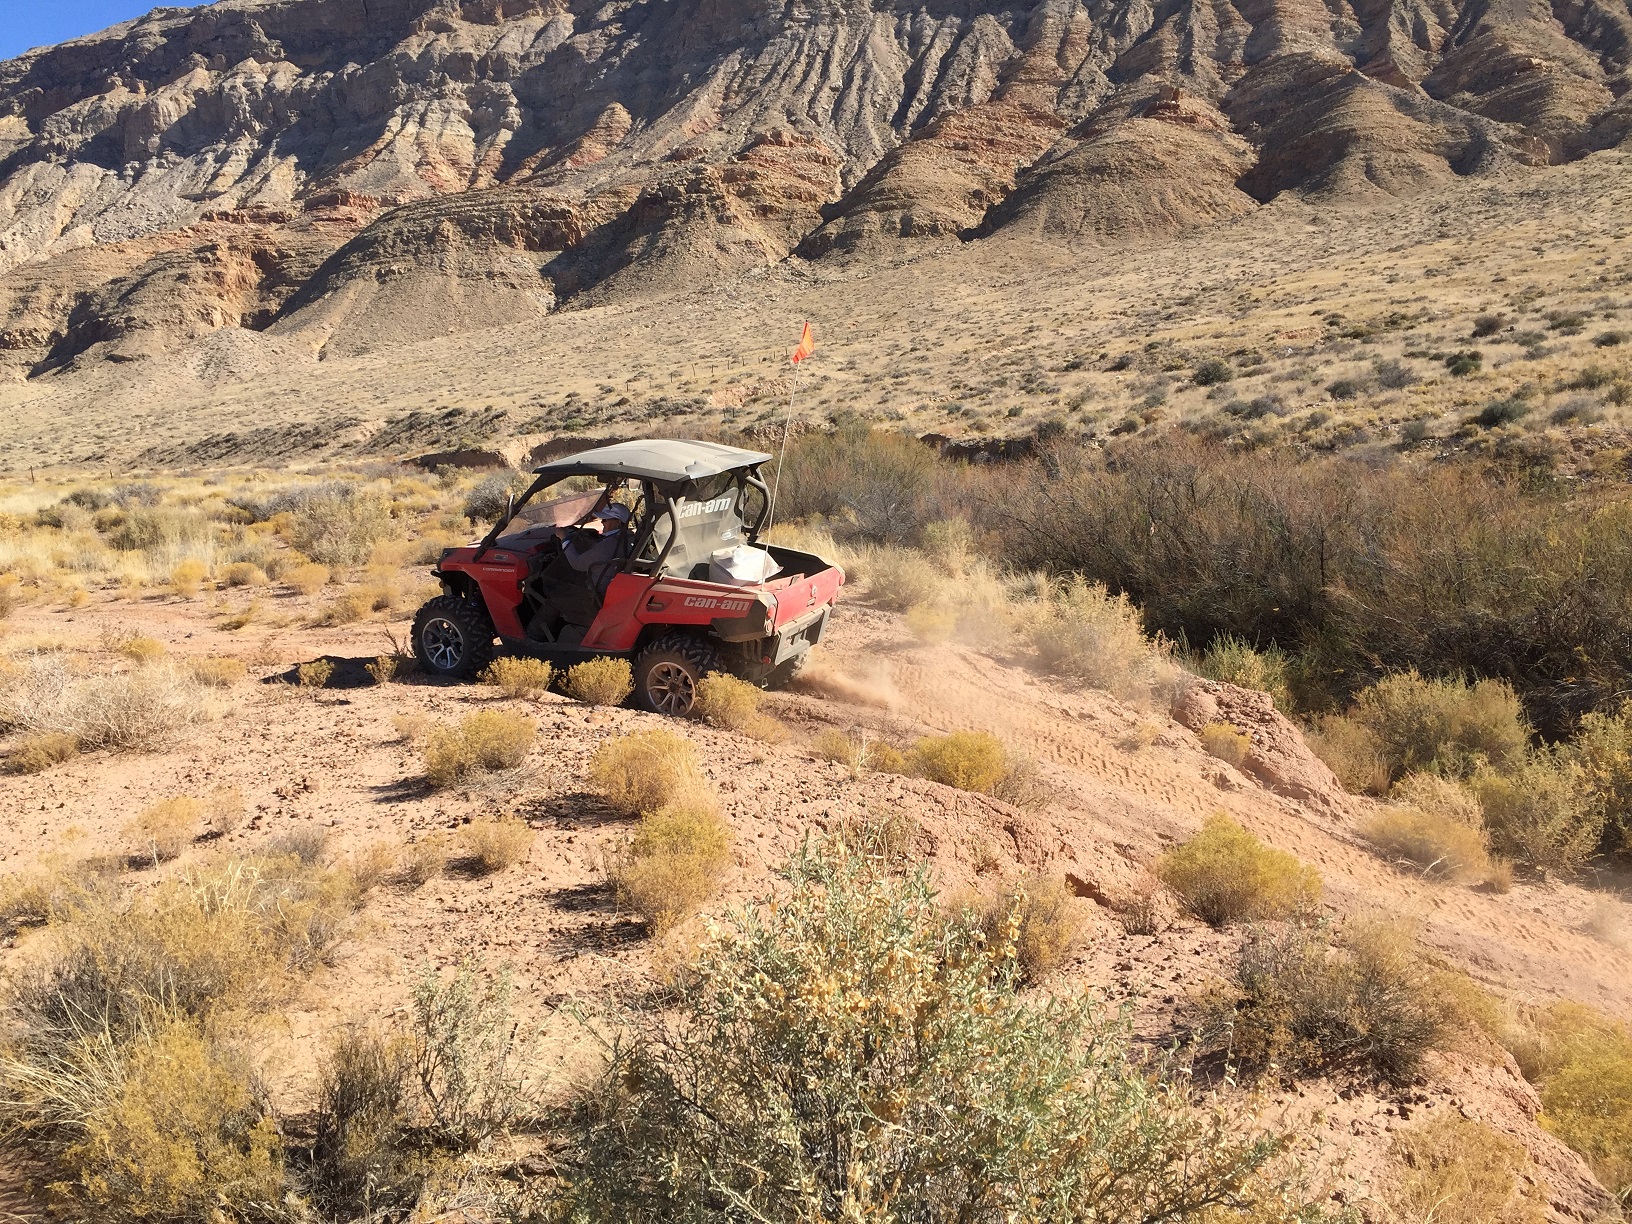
[791,320,815,364]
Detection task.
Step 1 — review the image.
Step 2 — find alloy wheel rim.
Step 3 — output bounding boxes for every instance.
[648,661,695,715]
[423,617,464,672]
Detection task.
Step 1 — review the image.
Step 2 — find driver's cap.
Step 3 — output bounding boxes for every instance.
[601,503,631,524]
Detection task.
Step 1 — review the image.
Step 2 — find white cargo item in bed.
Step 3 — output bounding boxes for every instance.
[709,545,779,585]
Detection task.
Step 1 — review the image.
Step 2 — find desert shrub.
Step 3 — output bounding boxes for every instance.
[398,835,448,888]
[128,796,201,864]
[1445,349,1482,376]
[1391,770,1483,826]
[34,1019,285,1224]
[312,1026,419,1213]
[117,634,167,663]
[904,600,957,643]
[461,470,532,523]
[169,559,209,597]
[1569,709,1632,855]
[284,561,330,595]
[458,814,533,874]
[1347,671,1528,784]
[1195,635,1291,707]
[1384,1116,1546,1224]
[0,861,100,935]
[1476,397,1530,428]
[1015,575,1180,706]
[1471,752,1606,871]
[1326,379,1360,400]
[481,656,554,699]
[422,710,536,787]
[564,656,633,706]
[610,800,733,932]
[204,786,245,835]
[774,425,945,544]
[813,727,866,770]
[409,963,533,1148]
[910,730,1010,794]
[693,671,762,732]
[1193,358,1232,386]
[366,654,404,685]
[971,874,1084,983]
[268,826,328,866]
[1208,920,1449,1083]
[188,656,246,687]
[1306,715,1390,794]
[588,728,705,816]
[1594,329,1629,347]
[223,562,268,587]
[865,546,947,612]
[559,841,1310,1221]
[1157,815,1320,926]
[286,488,394,567]
[1199,721,1251,766]
[298,658,335,688]
[1470,313,1509,338]
[0,657,209,753]
[1360,807,1490,883]
[7,729,80,774]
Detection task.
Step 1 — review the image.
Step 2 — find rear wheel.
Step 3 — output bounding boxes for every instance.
[765,650,812,690]
[633,633,723,717]
[412,594,496,681]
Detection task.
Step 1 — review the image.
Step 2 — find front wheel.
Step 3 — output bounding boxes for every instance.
[412,594,496,681]
[633,633,723,717]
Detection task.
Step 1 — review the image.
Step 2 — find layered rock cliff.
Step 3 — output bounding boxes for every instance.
[0,0,1627,372]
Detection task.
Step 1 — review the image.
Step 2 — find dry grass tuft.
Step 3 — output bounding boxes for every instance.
[1384,1116,1546,1224]
[223,562,268,587]
[284,561,331,595]
[693,671,762,731]
[459,815,534,874]
[422,710,535,788]
[589,728,707,816]
[126,797,202,864]
[170,558,209,598]
[343,841,398,895]
[904,603,957,643]
[610,800,732,933]
[397,835,449,888]
[481,656,554,699]
[6,730,80,774]
[1361,805,1492,884]
[564,656,633,706]
[365,654,403,685]
[204,785,245,834]
[117,635,167,663]
[1157,814,1320,927]
[1199,721,1251,766]
[189,656,247,687]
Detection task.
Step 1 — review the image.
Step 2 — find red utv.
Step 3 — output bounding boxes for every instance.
[411,439,843,716]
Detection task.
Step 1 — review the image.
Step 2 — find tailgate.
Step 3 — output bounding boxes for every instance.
[769,563,844,631]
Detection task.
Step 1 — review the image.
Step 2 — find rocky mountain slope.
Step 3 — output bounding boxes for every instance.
[0,0,1629,377]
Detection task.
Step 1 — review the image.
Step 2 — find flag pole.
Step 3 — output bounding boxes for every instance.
[765,323,810,535]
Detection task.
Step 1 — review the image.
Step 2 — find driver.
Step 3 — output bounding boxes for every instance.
[563,502,632,594]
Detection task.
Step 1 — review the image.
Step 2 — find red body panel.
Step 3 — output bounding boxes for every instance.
[436,540,845,652]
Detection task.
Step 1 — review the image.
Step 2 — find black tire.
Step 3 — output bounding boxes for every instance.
[765,650,811,691]
[633,633,723,717]
[412,594,496,681]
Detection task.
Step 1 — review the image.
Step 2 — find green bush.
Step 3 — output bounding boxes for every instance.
[1208,920,1449,1084]
[1360,807,1491,884]
[610,800,733,933]
[285,487,394,566]
[1471,751,1606,872]
[911,730,1010,794]
[1195,635,1290,707]
[564,657,633,706]
[1199,721,1251,766]
[1156,815,1320,927]
[1569,709,1632,855]
[1347,670,1528,784]
[557,842,1313,1221]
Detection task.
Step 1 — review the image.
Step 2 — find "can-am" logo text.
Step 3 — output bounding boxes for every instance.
[676,493,734,520]
[682,596,752,613]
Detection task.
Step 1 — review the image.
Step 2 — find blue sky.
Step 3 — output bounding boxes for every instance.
[1,1,214,63]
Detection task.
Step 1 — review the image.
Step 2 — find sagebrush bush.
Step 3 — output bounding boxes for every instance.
[117,634,167,663]
[866,547,947,612]
[481,656,554,698]
[286,488,394,566]
[1384,1116,1546,1224]
[223,561,268,587]
[564,656,633,706]
[462,470,532,523]
[773,425,945,544]
[610,800,733,932]
[1391,770,1483,827]
[458,814,533,874]
[6,729,79,774]
[1570,708,1632,856]
[398,834,448,888]
[1199,721,1251,766]
[298,658,335,688]
[188,656,247,687]
[1195,635,1290,707]
[0,656,208,752]
[588,728,705,816]
[1156,815,1320,926]
[693,671,765,733]
[1472,752,1606,871]
[1348,671,1529,783]
[409,963,534,1148]
[284,561,330,595]
[422,710,536,787]
[1361,807,1491,884]
[1015,575,1181,707]
[904,602,957,643]
[911,730,1010,794]
[127,796,201,863]
[1207,919,1449,1083]
[560,841,1311,1221]
[312,1026,418,1213]
[170,558,209,597]
[1307,714,1390,795]
[971,874,1084,983]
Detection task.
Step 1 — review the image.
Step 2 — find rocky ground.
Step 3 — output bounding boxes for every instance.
[0,570,1627,1219]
